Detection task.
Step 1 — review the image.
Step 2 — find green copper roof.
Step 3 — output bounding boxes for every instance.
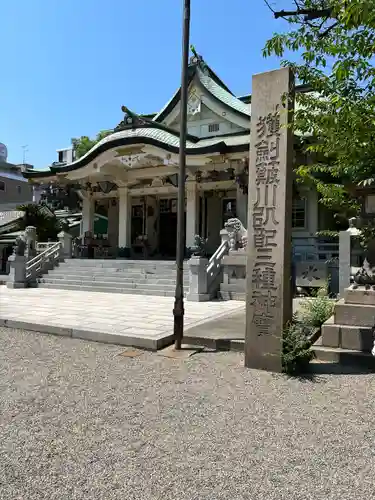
[153,58,250,123]
[198,133,250,148]
[111,127,196,149]
[196,68,250,117]
[24,123,250,179]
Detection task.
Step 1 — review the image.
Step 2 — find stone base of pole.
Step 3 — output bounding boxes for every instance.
[173,296,184,350]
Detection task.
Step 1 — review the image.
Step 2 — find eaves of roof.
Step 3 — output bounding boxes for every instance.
[24,127,250,180]
[196,67,250,118]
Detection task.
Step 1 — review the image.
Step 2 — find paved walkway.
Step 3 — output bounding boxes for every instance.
[184,309,245,350]
[0,286,244,349]
[183,298,303,350]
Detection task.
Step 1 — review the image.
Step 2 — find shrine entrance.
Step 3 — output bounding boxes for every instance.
[159,212,177,257]
[158,198,178,258]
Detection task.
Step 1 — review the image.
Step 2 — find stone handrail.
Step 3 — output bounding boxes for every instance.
[36,242,58,254]
[26,241,61,282]
[206,238,229,294]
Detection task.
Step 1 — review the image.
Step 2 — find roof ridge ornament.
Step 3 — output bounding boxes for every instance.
[114,106,148,132]
[189,45,209,74]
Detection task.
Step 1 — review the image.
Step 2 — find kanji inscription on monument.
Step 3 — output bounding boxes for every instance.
[245,68,295,372]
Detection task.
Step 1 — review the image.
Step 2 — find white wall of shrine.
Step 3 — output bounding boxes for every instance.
[170,104,244,138]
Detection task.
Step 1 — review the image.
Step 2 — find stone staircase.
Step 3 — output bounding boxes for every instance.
[314,284,375,369]
[37,259,190,297]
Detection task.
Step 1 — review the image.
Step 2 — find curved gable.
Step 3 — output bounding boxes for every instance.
[153,58,250,130]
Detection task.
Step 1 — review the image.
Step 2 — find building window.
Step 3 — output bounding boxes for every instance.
[292,196,307,228]
[58,151,67,163]
[0,181,5,191]
[208,123,220,133]
[17,185,21,194]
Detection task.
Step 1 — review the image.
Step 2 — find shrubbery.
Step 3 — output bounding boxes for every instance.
[282,283,334,376]
[299,292,335,329]
[282,316,315,376]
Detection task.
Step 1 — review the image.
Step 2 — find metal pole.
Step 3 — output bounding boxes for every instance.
[173,0,191,350]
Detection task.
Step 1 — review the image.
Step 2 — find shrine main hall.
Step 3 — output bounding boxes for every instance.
[25,53,318,259]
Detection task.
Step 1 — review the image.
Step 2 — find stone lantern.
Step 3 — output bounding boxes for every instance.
[353,186,375,289]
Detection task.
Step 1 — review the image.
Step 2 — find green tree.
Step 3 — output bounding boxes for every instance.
[17,204,68,241]
[71,130,113,159]
[263,0,375,236]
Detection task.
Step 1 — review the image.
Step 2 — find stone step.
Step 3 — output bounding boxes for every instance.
[53,264,188,274]
[183,334,244,352]
[38,282,183,297]
[58,266,182,274]
[321,316,374,352]
[49,269,189,278]
[334,299,375,327]
[56,267,181,274]
[44,274,189,285]
[49,268,189,277]
[62,259,179,269]
[39,278,187,292]
[313,344,375,371]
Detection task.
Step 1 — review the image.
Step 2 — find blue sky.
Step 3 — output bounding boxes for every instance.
[0,0,288,169]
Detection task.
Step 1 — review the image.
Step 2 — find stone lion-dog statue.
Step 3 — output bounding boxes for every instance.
[224,218,248,251]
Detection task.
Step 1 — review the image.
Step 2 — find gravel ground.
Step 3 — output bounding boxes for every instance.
[1,327,375,500]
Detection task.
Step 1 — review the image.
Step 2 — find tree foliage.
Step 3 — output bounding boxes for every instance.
[71,130,113,159]
[17,203,68,241]
[264,0,375,233]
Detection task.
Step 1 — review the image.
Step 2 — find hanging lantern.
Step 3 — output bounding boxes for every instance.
[97,181,117,194]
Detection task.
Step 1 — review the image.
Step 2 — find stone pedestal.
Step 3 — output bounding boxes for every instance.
[219,251,246,300]
[186,257,210,302]
[220,228,229,245]
[6,255,27,288]
[58,231,72,259]
[320,285,375,356]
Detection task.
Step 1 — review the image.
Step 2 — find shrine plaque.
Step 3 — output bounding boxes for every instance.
[245,68,295,372]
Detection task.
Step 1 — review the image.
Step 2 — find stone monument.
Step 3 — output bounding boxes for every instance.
[245,68,295,372]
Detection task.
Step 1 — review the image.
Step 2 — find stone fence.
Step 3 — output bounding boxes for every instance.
[187,217,364,301]
[6,229,72,289]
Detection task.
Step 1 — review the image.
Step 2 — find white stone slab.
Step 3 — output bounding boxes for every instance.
[0,286,244,350]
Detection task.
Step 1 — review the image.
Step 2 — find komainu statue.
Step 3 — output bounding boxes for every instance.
[12,226,37,258]
[224,218,248,251]
[13,232,27,257]
[354,238,375,289]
